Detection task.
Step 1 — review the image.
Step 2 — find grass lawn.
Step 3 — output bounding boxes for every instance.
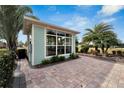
[0,48,8,55]
[0,48,27,56]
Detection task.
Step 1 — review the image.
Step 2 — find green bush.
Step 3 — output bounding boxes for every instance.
[117,51,122,56]
[42,59,51,65]
[41,54,78,65]
[0,51,16,88]
[50,55,60,63]
[0,49,8,56]
[112,51,116,55]
[80,44,89,53]
[41,56,66,65]
[59,56,65,61]
[69,53,79,59]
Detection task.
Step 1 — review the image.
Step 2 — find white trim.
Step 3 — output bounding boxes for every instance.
[72,35,73,53]
[45,53,70,59]
[73,35,76,53]
[46,34,56,37]
[45,28,73,58]
[24,16,79,34]
[65,36,66,54]
[56,31,57,56]
[44,27,47,58]
[32,24,35,65]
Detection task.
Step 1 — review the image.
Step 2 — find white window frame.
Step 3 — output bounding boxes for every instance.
[45,29,73,58]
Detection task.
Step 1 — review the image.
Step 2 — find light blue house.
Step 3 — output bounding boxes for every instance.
[23,16,79,66]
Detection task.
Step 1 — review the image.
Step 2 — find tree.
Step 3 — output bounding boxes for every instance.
[83,23,118,54]
[0,5,32,52]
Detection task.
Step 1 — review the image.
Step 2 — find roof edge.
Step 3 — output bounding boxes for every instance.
[24,16,80,34]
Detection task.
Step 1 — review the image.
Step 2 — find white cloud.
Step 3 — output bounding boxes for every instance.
[101,18,116,23]
[63,15,89,31]
[97,5,124,17]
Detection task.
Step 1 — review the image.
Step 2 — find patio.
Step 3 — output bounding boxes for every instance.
[13,56,124,88]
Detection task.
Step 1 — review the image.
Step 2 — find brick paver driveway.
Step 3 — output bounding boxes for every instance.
[14,56,124,88]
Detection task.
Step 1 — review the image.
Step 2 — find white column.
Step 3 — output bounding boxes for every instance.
[72,35,75,53]
[27,35,30,60]
[31,24,35,65]
[44,27,46,58]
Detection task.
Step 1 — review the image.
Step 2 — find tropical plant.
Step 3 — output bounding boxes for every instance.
[83,23,119,54]
[0,51,16,87]
[101,31,118,54]
[80,44,89,53]
[0,5,33,52]
[69,53,79,59]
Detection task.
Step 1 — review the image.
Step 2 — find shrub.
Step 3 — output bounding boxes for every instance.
[41,54,78,65]
[69,53,79,59]
[0,49,8,56]
[42,59,51,65]
[59,56,65,61]
[122,52,124,57]
[112,51,116,55]
[0,51,16,88]
[117,51,122,56]
[80,44,89,53]
[76,47,78,53]
[50,56,60,63]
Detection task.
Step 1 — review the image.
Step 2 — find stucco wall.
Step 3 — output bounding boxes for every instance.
[32,25,45,65]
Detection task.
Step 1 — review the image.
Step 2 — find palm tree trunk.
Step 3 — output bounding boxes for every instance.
[105,45,110,55]
[94,46,98,55]
[105,47,109,54]
[7,40,17,52]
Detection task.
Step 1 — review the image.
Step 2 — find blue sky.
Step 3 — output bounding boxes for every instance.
[18,5,124,43]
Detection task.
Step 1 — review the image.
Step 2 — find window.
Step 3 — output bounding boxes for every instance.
[66,46,71,53]
[66,38,72,45]
[66,34,72,37]
[57,31,65,36]
[47,29,56,35]
[57,46,64,54]
[47,36,56,45]
[46,46,56,56]
[57,37,65,45]
[46,29,72,56]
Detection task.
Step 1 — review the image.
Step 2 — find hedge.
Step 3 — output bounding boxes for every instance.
[41,53,79,65]
[0,51,16,88]
[0,49,8,55]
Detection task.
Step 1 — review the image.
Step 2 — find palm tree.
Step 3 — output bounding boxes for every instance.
[101,31,118,54]
[83,23,118,54]
[0,5,33,52]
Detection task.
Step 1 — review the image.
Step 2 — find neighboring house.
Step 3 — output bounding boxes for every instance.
[23,16,79,66]
[0,41,7,48]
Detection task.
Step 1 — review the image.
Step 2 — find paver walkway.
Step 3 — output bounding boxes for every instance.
[13,56,124,88]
